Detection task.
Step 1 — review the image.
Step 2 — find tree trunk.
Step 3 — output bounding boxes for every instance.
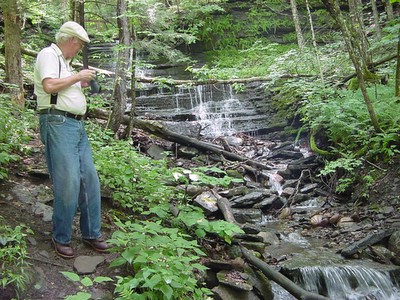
[2,0,25,107]
[348,0,371,66]
[322,0,381,133]
[290,0,305,51]
[370,0,382,40]
[305,0,324,82]
[396,28,400,97]
[384,0,394,21]
[108,0,131,133]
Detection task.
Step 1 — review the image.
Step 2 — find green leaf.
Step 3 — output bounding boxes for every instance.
[160,283,174,299]
[81,277,93,287]
[61,271,80,282]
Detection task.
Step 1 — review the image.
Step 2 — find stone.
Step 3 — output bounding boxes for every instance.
[231,191,269,208]
[388,231,400,256]
[32,202,53,222]
[232,208,262,224]
[146,144,168,160]
[73,256,105,275]
[193,191,219,214]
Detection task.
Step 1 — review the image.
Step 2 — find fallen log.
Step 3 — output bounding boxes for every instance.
[91,108,274,171]
[211,190,241,226]
[240,245,331,300]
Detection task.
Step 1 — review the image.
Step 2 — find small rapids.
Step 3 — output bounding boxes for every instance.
[295,265,400,300]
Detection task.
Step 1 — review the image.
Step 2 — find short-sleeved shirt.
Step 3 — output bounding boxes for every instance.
[34,43,86,115]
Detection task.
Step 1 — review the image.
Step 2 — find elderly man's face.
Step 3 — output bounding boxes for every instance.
[64,37,85,59]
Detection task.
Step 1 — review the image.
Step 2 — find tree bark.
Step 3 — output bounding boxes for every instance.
[108,0,131,133]
[371,0,382,40]
[305,0,324,82]
[396,28,400,97]
[2,0,24,107]
[240,246,331,300]
[290,0,305,51]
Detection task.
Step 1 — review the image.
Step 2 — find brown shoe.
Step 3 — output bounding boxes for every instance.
[83,238,109,253]
[52,238,74,259]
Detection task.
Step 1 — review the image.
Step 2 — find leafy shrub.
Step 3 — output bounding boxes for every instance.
[147,204,244,244]
[0,95,37,180]
[87,123,178,212]
[61,271,113,300]
[0,220,32,295]
[109,218,211,300]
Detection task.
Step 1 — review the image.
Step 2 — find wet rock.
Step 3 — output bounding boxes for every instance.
[219,186,249,198]
[388,231,400,256]
[329,213,341,225]
[281,187,295,197]
[337,216,355,227]
[232,208,262,224]
[231,191,270,208]
[233,234,264,243]
[254,195,283,209]
[241,223,261,234]
[310,214,329,227]
[279,207,292,220]
[257,231,280,246]
[341,229,395,258]
[300,183,318,193]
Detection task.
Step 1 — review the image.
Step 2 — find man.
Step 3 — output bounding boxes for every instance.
[34,21,109,259]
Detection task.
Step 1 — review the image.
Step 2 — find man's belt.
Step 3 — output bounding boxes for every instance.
[39,108,84,120]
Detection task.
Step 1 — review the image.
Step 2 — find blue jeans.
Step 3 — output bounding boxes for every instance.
[39,114,102,245]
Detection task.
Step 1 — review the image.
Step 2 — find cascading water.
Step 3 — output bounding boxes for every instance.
[295,265,400,300]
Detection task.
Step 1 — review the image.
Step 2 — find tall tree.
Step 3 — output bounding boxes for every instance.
[370,0,382,40]
[321,0,381,132]
[305,0,324,81]
[108,0,131,133]
[1,0,25,107]
[290,0,305,51]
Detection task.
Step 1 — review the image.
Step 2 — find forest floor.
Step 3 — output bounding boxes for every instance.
[1,132,400,300]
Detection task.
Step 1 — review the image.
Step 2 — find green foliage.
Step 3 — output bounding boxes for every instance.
[0,219,32,294]
[319,154,363,193]
[108,218,211,300]
[87,122,178,212]
[147,204,244,244]
[191,166,243,187]
[0,95,37,180]
[61,271,113,300]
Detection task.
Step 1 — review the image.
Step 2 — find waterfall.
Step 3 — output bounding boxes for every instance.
[296,265,400,300]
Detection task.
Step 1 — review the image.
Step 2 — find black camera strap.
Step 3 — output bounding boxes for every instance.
[50,56,61,105]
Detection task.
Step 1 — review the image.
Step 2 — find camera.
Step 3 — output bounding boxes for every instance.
[89,79,101,94]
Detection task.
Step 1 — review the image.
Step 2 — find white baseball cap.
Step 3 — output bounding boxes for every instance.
[59,21,90,43]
